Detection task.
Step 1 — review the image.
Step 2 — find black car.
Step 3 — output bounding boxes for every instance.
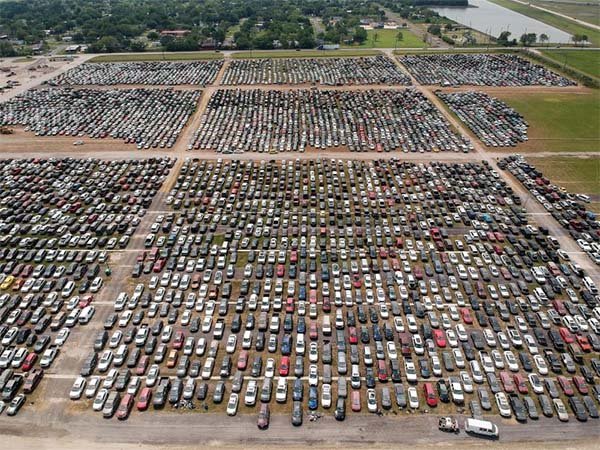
[569,397,588,422]
[509,394,527,422]
[334,397,346,421]
[292,400,303,426]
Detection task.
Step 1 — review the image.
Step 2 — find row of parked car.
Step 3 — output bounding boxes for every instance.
[436,91,528,148]
[398,53,575,87]
[0,158,172,415]
[188,88,472,153]
[48,61,224,86]
[0,88,200,149]
[75,158,599,426]
[221,56,411,86]
[500,156,600,265]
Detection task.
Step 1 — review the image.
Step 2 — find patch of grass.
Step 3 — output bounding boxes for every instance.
[540,49,600,79]
[231,49,381,59]
[532,0,600,27]
[344,28,427,49]
[527,157,600,206]
[488,0,600,46]
[493,91,600,152]
[89,52,224,63]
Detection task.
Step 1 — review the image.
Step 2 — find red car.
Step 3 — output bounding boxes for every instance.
[237,350,248,370]
[322,296,331,312]
[136,355,149,376]
[276,264,285,277]
[559,327,575,344]
[173,331,185,350]
[279,356,290,376]
[116,393,134,420]
[423,382,438,407]
[377,359,388,382]
[285,297,294,313]
[78,294,94,308]
[460,308,473,325]
[137,387,152,411]
[576,335,591,352]
[21,353,37,372]
[572,376,588,394]
[500,371,515,393]
[432,329,447,348]
[309,290,317,304]
[557,376,574,396]
[309,321,318,341]
[513,374,528,394]
[348,327,358,345]
[352,275,362,288]
[351,391,361,412]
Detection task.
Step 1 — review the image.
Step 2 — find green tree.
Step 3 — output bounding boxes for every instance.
[371,31,379,47]
[147,31,159,41]
[130,40,147,52]
[519,32,536,46]
[0,41,16,57]
[394,31,403,49]
[353,26,367,44]
[427,24,441,37]
[539,33,548,46]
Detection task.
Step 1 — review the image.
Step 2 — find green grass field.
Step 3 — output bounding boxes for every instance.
[488,0,600,46]
[540,49,600,79]
[89,52,224,62]
[232,49,381,59]
[532,0,600,27]
[344,28,427,49]
[494,91,600,152]
[528,156,600,212]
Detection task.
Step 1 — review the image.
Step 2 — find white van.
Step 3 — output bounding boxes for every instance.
[464,418,499,438]
[79,305,95,324]
[583,277,598,294]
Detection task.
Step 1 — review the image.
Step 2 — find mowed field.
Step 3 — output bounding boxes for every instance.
[527,155,600,212]
[540,49,600,79]
[493,90,600,152]
[344,28,427,48]
[530,0,600,26]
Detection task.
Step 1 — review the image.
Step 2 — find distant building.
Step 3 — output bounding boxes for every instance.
[318,44,340,50]
[65,44,81,53]
[200,38,216,50]
[62,36,73,42]
[160,30,191,38]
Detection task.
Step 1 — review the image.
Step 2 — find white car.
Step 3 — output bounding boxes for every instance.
[92,388,109,411]
[407,386,419,409]
[367,388,378,412]
[265,358,275,378]
[69,376,86,400]
[308,364,318,386]
[495,392,512,418]
[533,354,549,375]
[276,378,288,403]
[225,334,237,354]
[405,359,417,382]
[85,376,100,398]
[553,398,569,422]
[386,341,398,360]
[244,380,258,406]
[321,383,332,408]
[226,393,239,416]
